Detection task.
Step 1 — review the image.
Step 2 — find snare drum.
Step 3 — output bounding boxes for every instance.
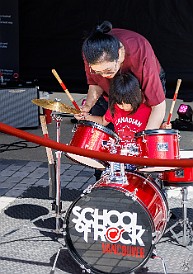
[135,129,180,172]
[66,121,119,169]
[64,172,168,274]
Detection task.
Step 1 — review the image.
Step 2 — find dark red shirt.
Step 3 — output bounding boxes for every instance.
[83,28,165,106]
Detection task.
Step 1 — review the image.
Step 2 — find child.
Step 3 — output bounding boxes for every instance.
[75,73,169,141]
[75,72,170,179]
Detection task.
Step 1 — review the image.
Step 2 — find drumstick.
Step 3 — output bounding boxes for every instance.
[52,69,80,110]
[167,79,182,124]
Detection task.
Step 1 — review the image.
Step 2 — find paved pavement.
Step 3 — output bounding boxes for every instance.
[0,93,193,274]
[0,158,193,274]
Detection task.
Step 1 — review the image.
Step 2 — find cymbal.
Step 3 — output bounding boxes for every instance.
[32,99,81,114]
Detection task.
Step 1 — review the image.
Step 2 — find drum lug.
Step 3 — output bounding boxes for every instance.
[142,135,147,143]
[81,184,93,196]
[125,188,138,200]
[177,133,181,141]
[72,124,77,132]
[152,230,161,244]
[152,232,157,244]
[80,264,91,273]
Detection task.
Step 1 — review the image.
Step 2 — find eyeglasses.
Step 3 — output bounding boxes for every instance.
[89,60,119,75]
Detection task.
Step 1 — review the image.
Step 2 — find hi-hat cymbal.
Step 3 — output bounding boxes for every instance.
[32,99,81,114]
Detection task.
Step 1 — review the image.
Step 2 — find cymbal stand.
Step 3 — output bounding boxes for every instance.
[30,112,65,234]
[52,113,63,233]
[49,113,67,273]
[164,186,193,246]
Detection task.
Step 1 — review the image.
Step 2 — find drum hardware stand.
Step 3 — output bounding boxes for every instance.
[107,142,128,184]
[30,112,66,235]
[49,245,67,274]
[164,186,193,246]
[109,162,128,184]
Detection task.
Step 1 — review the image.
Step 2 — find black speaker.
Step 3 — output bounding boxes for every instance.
[0,87,39,128]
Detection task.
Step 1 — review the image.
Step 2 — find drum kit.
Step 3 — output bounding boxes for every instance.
[31,98,193,274]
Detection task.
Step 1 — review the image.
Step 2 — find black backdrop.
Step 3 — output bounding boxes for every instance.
[18,0,193,101]
[0,0,19,82]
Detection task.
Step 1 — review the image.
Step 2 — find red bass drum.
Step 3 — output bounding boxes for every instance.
[64,172,169,274]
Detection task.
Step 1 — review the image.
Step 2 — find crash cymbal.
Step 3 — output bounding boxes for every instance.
[32,99,81,114]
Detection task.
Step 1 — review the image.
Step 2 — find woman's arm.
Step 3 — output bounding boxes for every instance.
[81,85,104,113]
[145,100,166,129]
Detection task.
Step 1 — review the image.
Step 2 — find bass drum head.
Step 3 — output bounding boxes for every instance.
[64,187,154,274]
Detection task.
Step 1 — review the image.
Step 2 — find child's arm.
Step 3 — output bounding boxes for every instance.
[74,113,109,127]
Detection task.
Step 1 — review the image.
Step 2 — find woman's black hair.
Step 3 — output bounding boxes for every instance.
[82,21,121,64]
[109,73,142,116]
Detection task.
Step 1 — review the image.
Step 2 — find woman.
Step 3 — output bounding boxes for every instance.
[81,20,166,130]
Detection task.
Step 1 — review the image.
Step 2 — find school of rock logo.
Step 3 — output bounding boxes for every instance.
[71,206,145,246]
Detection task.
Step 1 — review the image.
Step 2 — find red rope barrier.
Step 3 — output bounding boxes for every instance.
[0,122,193,167]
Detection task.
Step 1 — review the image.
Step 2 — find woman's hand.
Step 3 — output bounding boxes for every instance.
[74,108,91,121]
[80,103,91,113]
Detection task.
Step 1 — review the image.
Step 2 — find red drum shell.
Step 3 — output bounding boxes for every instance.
[66,121,119,169]
[135,129,180,172]
[161,150,193,186]
[161,167,193,186]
